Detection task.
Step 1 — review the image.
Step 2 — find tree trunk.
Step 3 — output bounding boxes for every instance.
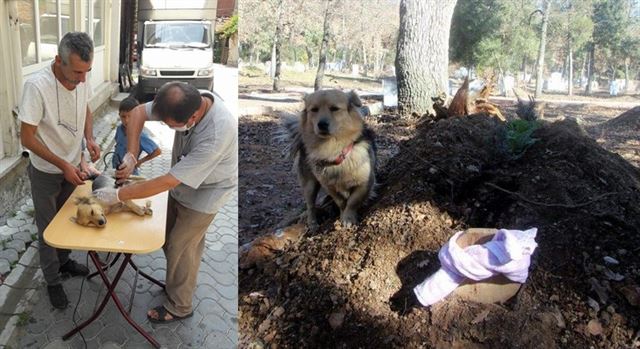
[306,46,314,70]
[534,0,551,98]
[270,41,276,78]
[362,41,368,76]
[568,37,573,96]
[624,59,629,93]
[272,0,284,91]
[314,0,331,91]
[580,52,586,87]
[396,0,457,117]
[586,43,595,95]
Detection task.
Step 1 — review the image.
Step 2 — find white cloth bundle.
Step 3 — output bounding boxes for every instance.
[413,228,538,306]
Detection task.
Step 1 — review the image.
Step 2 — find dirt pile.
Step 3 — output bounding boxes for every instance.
[239,113,640,348]
[589,106,640,167]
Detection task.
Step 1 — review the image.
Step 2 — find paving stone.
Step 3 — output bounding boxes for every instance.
[0,249,19,264]
[0,225,19,239]
[6,217,26,229]
[7,239,26,253]
[96,323,129,346]
[20,223,38,235]
[18,332,48,348]
[12,230,33,244]
[42,338,71,349]
[203,330,235,349]
[14,211,32,221]
[149,326,182,349]
[0,259,10,274]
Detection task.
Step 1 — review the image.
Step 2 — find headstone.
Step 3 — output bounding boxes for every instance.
[382,77,397,107]
[609,80,619,96]
[545,72,566,92]
[500,75,515,97]
[293,62,306,73]
[351,64,360,76]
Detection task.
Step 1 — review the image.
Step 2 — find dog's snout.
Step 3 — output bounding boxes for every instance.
[98,219,106,226]
[317,119,330,132]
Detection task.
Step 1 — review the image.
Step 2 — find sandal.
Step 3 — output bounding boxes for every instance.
[147,305,193,324]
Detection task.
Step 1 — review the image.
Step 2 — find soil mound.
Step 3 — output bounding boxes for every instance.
[240,114,640,348]
[589,106,640,167]
[601,106,640,130]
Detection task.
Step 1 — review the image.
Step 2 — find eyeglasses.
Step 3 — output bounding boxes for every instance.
[55,81,78,137]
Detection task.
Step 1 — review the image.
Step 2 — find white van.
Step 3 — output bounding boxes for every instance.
[137,0,217,97]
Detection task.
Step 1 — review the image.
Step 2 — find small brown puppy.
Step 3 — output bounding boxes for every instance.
[72,174,152,228]
[282,89,376,229]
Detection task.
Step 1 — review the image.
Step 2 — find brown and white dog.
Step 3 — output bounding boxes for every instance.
[71,174,152,227]
[282,89,376,229]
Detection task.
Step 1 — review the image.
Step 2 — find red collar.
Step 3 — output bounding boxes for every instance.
[317,142,354,167]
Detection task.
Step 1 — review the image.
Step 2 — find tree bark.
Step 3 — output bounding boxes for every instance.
[306,46,314,70]
[314,0,331,91]
[396,0,457,117]
[568,36,573,96]
[586,43,595,95]
[580,52,586,87]
[624,59,629,93]
[272,0,284,91]
[534,0,551,98]
[362,41,368,76]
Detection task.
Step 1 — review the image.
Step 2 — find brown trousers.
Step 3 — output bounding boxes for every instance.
[163,196,216,317]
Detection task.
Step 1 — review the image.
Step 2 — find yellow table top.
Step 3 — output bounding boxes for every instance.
[44,181,167,254]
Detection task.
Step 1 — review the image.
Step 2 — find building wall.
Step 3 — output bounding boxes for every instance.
[217,0,236,18]
[0,0,121,220]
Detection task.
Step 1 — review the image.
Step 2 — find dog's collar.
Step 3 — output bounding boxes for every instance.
[316,142,355,167]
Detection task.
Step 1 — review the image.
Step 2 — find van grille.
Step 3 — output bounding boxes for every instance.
[160,70,195,76]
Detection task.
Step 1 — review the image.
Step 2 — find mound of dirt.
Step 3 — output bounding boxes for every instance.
[239,114,640,348]
[588,106,640,167]
[601,106,640,130]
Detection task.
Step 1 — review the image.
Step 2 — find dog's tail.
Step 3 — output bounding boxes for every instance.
[274,112,304,161]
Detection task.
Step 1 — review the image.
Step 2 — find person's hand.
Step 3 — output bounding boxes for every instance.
[80,159,101,179]
[61,162,85,185]
[115,152,137,180]
[86,138,101,162]
[93,187,120,206]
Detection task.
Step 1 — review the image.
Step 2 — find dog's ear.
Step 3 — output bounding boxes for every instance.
[300,93,310,124]
[348,91,362,109]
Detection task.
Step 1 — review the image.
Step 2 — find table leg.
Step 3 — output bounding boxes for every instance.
[128,259,166,289]
[62,252,161,349]
[87,252,121,280]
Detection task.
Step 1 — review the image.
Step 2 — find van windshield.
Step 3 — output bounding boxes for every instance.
[144,22,211,48]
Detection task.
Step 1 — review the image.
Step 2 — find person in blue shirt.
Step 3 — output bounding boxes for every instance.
[113,97,161,175]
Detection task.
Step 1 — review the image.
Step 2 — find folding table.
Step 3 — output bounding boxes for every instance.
[44,182,168,348]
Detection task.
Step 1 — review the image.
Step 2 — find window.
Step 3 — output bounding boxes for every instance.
[17,0,76,69]
[39,0,59,62]
[85,0,103,47]
[92,0,103,46]
[17,1,37,66]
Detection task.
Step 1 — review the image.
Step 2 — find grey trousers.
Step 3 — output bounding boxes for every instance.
[162,196,216,317]
[28,164,76,285]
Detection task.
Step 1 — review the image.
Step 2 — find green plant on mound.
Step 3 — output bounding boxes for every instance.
[505,119,541,158]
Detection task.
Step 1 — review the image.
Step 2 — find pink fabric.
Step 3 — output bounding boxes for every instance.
[413,228,538,306]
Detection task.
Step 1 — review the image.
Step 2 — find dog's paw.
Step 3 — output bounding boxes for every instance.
[340,212,358,228]
[143,201,153,215]
[306,220,319,232]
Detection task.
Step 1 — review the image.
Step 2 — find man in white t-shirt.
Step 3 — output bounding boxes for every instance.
[19,32,100,309]
[94,82,237,323]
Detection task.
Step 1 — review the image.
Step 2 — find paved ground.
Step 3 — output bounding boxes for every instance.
[0,65,239,348]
